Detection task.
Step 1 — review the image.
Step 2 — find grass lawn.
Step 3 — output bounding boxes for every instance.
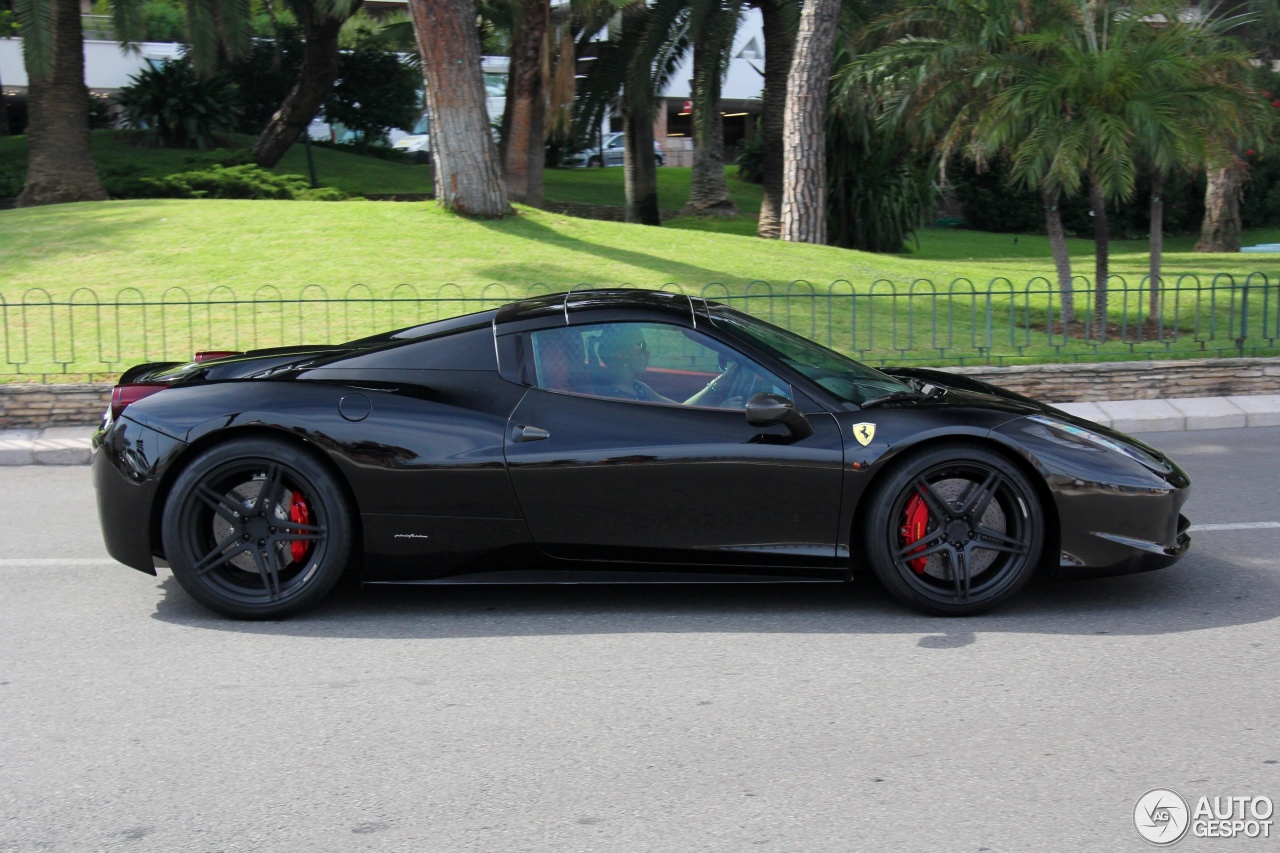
[3,133,1279,376]
[2,198,1278,378]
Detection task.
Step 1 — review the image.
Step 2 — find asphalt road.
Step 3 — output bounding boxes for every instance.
[1,428,1278,852]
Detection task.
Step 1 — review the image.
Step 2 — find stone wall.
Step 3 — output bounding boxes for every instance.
[0,384,111,429]
[1,357,1278,428]
[943,357,1280,403]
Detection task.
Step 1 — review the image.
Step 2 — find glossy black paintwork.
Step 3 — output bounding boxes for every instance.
[504,387,845,571]
[92,289,1191,587]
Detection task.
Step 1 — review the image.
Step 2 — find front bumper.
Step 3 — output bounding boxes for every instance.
[1053,512,1191,580]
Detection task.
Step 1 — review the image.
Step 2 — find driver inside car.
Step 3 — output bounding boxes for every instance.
[595,326,771,409]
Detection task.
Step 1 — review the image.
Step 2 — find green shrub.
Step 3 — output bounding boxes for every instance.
[133,165,349,200]
[117,57,241,150]
[324,28,421,152]
[735,131,763,184]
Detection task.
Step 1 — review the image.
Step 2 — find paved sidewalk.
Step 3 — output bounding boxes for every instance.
[3,394,1278,466]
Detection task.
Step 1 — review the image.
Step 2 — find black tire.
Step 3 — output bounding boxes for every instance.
[587,155,602,168]
[862,443,1043,616]
[162,437,353,620]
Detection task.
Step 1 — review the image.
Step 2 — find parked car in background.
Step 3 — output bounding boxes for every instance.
[564,132,665,167]
[392,114,431,163]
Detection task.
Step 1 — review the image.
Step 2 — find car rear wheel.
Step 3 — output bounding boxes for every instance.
[162,437,353,620]
[863,444,1043,616]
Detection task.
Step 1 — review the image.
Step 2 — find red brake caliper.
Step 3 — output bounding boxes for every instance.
[900,494,930,573]
[289,490,311,564]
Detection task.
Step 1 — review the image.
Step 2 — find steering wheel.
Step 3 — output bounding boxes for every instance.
[686,361,747,408]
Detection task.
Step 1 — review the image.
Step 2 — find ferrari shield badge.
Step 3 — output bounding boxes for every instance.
[852,422,876,447]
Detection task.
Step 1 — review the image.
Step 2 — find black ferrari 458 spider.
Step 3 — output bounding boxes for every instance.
[93,289,1191,619]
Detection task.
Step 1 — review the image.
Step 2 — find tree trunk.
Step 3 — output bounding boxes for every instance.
[504,0,549,206]
[780,0,839,244]
[1148,170,1165,321]
[253,2,359,169]
[0,61,9,136]
[756,0,792,238]
[1041,184,1074,326]
[623,105,660,225]
[1088,173,1109,339]
[17,0,107,206]
[683,10,739,217]
[620,2,660,226]
[409,0,511,217]
[1195,162,1243,253]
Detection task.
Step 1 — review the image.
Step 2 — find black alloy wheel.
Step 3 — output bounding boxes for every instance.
[162,438,353,619]
[863,444,1043,616]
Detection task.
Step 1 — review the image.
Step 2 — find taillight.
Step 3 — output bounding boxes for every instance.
[110,384,167,420]
[193,350,242,363]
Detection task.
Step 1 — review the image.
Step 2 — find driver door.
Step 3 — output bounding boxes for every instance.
[502,321,846,570]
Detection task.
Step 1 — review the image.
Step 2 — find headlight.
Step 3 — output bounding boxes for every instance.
[1026,415,1168,470]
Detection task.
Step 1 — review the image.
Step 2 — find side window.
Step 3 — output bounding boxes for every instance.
[529,322,789,409]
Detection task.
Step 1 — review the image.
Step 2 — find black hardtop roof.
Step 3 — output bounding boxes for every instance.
[495,288,715,327]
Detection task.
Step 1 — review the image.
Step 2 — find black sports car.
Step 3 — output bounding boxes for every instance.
[93,289,1191,619]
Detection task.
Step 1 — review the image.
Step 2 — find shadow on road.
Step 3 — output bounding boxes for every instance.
[150,548,1279,643]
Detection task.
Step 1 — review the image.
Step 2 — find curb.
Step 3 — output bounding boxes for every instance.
[2,394,1279,467]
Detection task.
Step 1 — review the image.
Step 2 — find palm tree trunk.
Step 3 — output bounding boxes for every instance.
[17,0,107,207]
[253,2,359,169]
[1041,184,1074,326]
[620,1,660,226]
[1195,162,1243,252]
[1148,170,1165,321]
[504,0,549,206]
[1088,172,1109,339]
[410,0,511,217]
[0,62,9,136]
[780,0,839,244]
[756,0,793,239]
[623,104,660,225]
[684,11,739,217]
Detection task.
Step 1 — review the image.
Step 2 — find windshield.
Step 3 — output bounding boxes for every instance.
[708,306,912,405]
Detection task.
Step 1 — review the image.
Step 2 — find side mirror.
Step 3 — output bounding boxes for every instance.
[745,393,814,440]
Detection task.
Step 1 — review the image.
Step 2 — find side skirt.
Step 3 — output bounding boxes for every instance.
[365,569,847,585]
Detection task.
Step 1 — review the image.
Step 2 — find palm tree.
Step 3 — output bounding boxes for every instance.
[683,0,743,216]
[779,0,841,243]
[503,0,549,206]
[858,0,1079,321]
[977,0,1260,332]
[576,0,686,225]
[12,0,107,205]
[752,0,795,238]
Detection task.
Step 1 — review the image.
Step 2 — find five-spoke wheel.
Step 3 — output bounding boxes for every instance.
[863,444,1043,615]
[162,438,352,619]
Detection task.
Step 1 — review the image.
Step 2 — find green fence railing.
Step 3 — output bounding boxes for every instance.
[2,275,1277,381]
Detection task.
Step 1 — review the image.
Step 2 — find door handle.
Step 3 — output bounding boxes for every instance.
[512,424,550,442]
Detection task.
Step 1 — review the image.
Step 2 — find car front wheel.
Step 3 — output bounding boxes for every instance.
[162,437,353,620]
[863,443,1043,616]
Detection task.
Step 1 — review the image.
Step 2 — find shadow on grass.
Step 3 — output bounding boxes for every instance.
[475,213,736,286]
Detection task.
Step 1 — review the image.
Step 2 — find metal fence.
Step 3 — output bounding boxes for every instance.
[2,275,1278,381]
